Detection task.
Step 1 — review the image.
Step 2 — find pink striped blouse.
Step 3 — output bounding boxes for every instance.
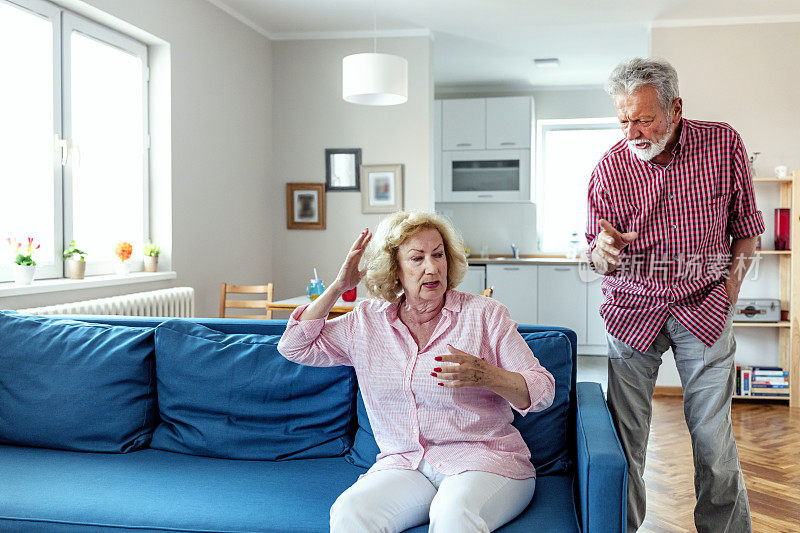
[277,290,555,479]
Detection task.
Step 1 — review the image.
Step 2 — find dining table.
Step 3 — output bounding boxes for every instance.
[267,295,370,318]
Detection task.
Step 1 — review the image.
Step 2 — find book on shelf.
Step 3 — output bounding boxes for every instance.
[734,364,790,396]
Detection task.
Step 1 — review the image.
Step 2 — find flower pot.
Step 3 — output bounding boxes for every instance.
[66,259,86,280]
[144,255,158,272]
[116,260,130,276]
[13,264,36,285]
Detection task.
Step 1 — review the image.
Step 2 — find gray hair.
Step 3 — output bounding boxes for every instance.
[605,57,680,113]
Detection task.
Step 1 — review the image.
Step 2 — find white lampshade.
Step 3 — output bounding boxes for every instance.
[342,53,408,106]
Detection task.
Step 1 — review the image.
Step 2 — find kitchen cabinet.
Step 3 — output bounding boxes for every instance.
[442,99,485,151]
[460,265,486,295]
[434,100,442,201]
[537,266,587,342]
[586,276,607,349]
[486,97,531,149]
[441,149,530,203]
[486,264,537,324]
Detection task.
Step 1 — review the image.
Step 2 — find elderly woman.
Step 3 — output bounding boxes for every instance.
[277,211,555,532]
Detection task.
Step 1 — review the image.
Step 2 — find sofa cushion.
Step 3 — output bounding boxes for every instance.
[346,330,573,475]
[0,444,577,532]
[151,320,356,460]
[0,444,362,533]
[0,311,156,453]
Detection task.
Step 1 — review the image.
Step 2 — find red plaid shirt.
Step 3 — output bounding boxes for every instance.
[586,119,765,352]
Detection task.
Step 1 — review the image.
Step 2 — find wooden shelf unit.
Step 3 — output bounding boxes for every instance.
[745,170,800,406]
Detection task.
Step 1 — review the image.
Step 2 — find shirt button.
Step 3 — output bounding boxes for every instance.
[672,224,678,230]
[669,194,674,200]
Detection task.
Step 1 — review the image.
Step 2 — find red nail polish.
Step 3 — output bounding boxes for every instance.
[438,383,443,386]
[433,367,442,372]
[434,356,442,361]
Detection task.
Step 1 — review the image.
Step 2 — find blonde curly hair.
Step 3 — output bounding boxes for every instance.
[363,210,468,302]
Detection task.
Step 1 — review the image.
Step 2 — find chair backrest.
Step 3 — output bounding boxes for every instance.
[219,283,275,319]
[481,286,494,298]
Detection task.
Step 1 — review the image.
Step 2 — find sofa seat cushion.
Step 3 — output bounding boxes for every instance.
[0,444,362,532]
[151,320,356,460]
[0,311,156,453]
[0,444,578,532]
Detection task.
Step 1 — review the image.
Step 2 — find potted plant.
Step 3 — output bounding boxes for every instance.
[143,242,160,272]
[62,240,88,280]
[7,237,40,285]
[114,241,133,275]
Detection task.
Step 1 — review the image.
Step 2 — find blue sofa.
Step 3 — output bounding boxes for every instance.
[0,311,626,532]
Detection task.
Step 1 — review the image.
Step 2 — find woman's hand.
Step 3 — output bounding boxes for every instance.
[432,344,532,410]
[332,228,372,294]
[432,345,499,388]
[298,229,370,322]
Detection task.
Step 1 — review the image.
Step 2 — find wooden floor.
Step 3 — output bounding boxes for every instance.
[640,397,800,533]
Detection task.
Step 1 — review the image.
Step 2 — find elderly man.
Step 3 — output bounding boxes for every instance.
[586,57,763,532]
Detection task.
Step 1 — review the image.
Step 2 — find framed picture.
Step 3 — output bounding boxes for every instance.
[361,164,404,214]
[286,183,326,230]
[325,148,362,191]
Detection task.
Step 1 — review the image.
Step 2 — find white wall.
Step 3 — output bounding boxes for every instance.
[650,21,800,386]
[0,0,273,317]
[270,36,434,300]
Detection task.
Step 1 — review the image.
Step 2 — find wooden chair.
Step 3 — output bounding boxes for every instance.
[219,283,275,319]
[481,286,494,298]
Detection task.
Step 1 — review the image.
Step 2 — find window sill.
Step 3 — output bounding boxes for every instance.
[0,271,177,298]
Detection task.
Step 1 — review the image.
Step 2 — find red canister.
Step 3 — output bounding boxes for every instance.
[342,287,357,302]
[775,208,790,250]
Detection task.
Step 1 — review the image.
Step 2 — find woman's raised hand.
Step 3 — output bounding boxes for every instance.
[333,228,372,293]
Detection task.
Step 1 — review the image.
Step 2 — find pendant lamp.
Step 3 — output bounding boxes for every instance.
[342,1,408,105]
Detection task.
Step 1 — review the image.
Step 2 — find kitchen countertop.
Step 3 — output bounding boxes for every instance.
[467,256,584,265]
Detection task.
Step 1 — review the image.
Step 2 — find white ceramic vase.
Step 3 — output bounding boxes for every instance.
[66,259,86,280]
[13,264,36,285]
[116,260,130,276]
[144,255,158,272]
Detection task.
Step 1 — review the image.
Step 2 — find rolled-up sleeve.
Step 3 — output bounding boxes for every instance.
[490,305,555,415]
[728,136,765,239]
[276,304,354,367]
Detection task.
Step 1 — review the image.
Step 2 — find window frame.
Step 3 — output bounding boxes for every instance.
[0,0,149,282]
[535,117,620,253]
[62,10,150,276]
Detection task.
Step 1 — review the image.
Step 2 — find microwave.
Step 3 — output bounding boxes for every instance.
[441,149,531,202]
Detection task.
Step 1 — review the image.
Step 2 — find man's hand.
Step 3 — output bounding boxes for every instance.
[724,278,741,307]
[591,219,638,275]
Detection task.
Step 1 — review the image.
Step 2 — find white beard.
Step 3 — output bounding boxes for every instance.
[626,134,670,162]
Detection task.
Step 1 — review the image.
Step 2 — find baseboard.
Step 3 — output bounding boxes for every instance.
[653,386,683,398]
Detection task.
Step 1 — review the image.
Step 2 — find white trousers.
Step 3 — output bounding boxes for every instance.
[330,459,535,533]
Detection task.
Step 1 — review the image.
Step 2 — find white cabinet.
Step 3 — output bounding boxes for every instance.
[537,266,588,342]
[460,265,486,295]
[486,264,537,324]
[442,99,485,150]
[586,277,607,348]
[486,97,531,149]
[434,100,442,201]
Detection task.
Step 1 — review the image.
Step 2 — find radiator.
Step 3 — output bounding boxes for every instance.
[18,287,195,318]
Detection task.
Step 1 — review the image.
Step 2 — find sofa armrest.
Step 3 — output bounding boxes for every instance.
[574,381,627,533]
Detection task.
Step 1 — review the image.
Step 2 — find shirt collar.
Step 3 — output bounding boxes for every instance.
[672,118,687,156]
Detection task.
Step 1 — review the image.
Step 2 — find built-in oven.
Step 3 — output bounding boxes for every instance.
[441,149,530,202]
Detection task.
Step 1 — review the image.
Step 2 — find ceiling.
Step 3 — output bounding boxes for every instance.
[207,0,800,89]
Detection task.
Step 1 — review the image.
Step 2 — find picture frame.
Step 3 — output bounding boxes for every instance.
[325,148,362,191]
[361,164,404,214]
[286,183,326,230]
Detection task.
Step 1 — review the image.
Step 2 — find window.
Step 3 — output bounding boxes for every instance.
[0,0,148,281]
[535,118,621,253]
